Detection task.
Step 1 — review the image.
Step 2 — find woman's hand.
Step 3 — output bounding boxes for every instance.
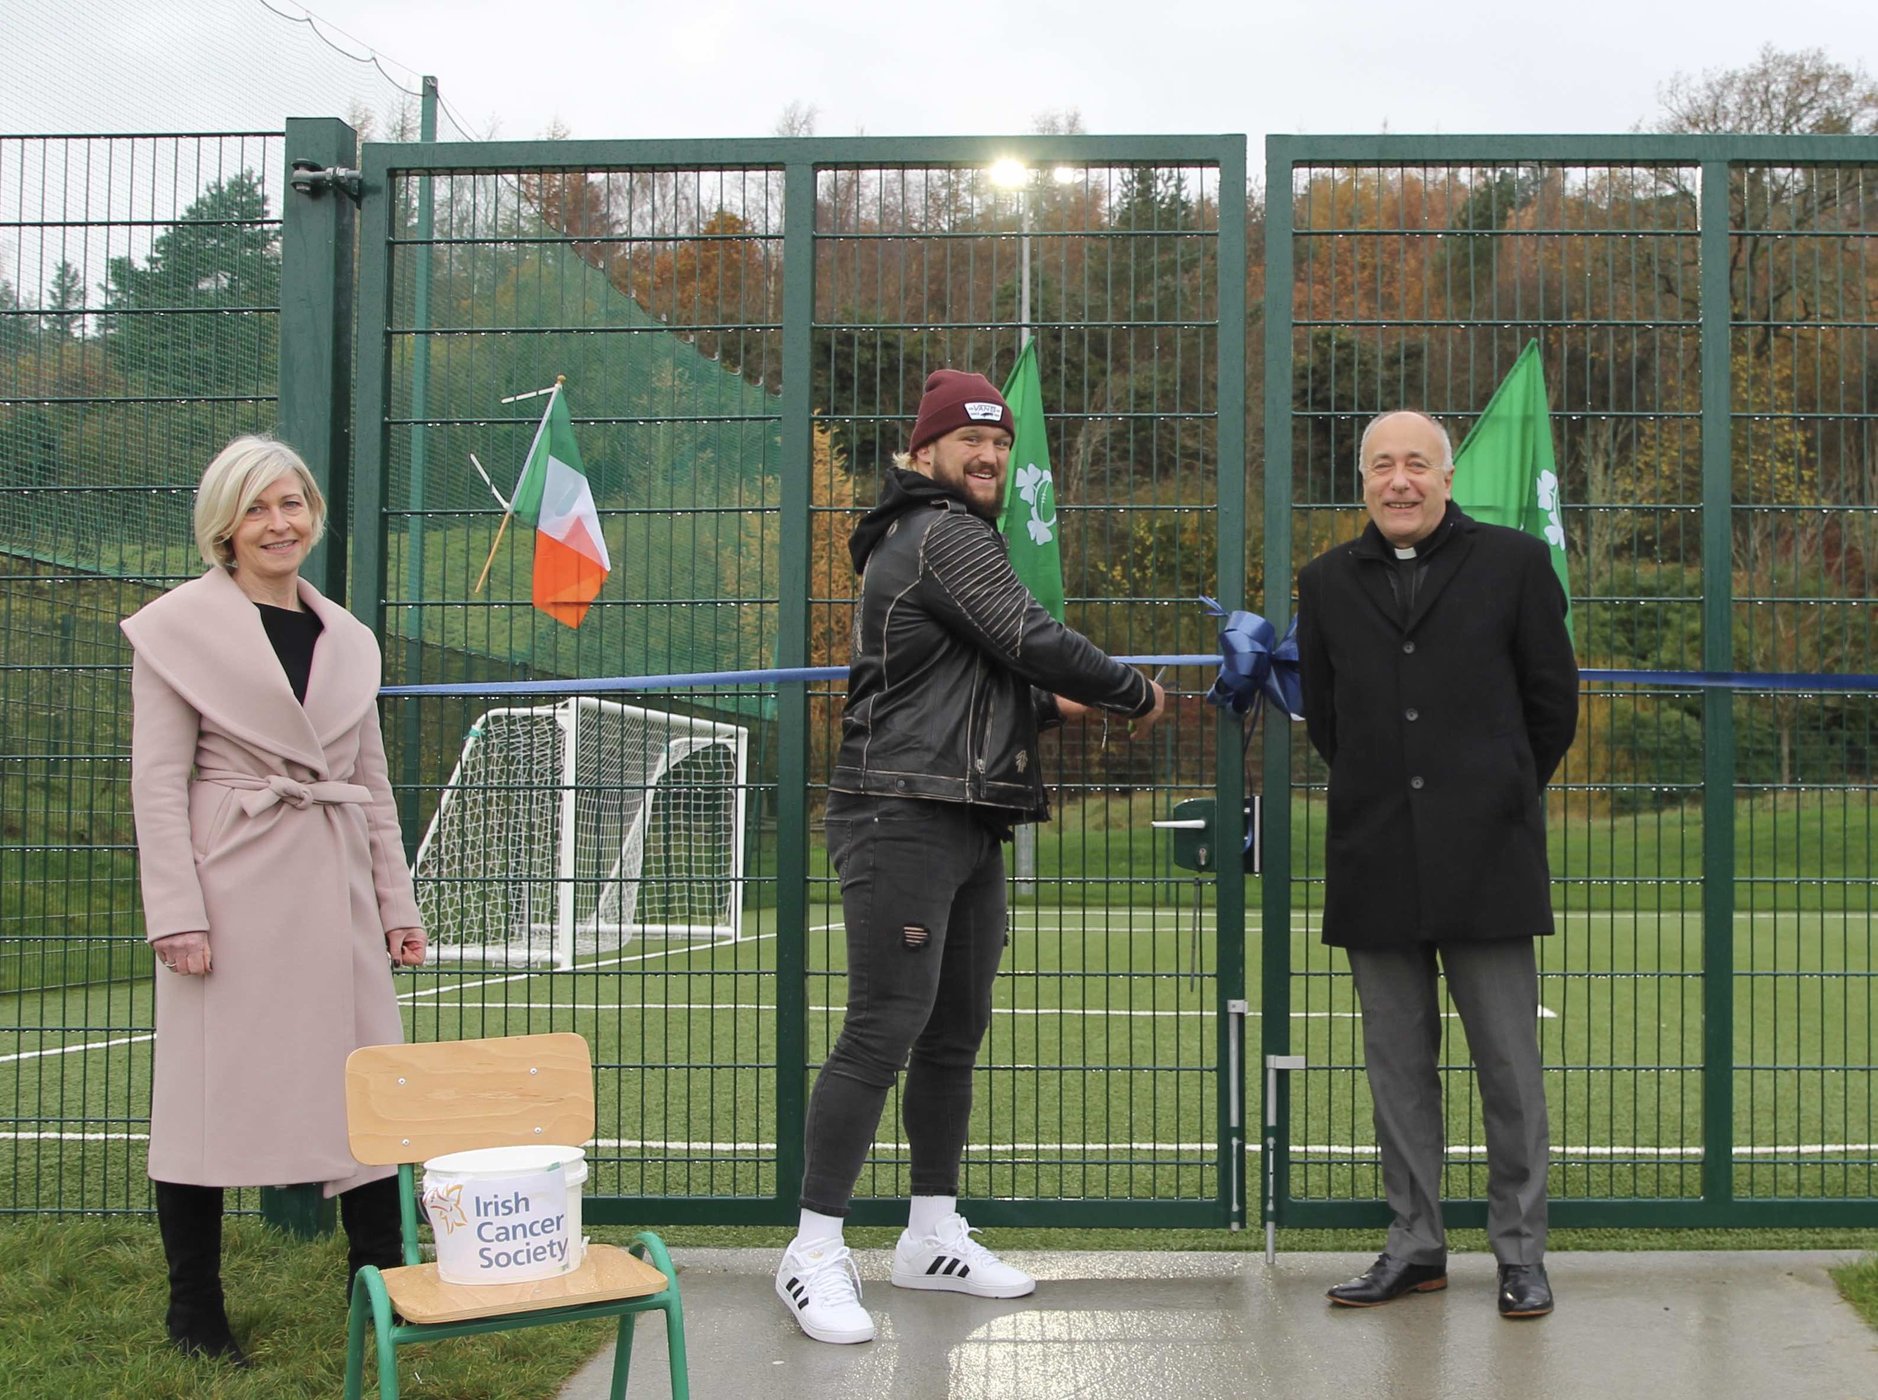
[153,931,212,977]
[386,926,427,967]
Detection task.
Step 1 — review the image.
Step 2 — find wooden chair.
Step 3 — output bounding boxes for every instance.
[342,1032,688,1400]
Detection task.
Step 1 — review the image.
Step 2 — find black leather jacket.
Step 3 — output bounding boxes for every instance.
[829,469,1155,821]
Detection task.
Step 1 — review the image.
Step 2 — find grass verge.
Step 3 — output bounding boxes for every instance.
[6,1213,1873,1400]
[1832,1254,1878,1331]
[0,1216,611,1400]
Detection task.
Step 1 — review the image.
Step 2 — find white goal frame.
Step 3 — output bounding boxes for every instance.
[412,696,749,969]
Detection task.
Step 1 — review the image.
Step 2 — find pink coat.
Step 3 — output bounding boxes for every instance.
[122,566,420,1193]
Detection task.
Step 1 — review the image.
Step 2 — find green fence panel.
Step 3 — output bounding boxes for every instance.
[349,134,1248,1228]
[1263,134,1877,1231]
[0,131,285,1215]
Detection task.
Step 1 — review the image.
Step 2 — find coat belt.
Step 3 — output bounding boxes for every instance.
[197,771,373,816]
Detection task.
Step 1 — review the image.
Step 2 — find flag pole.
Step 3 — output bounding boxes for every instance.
[473,375,564,595]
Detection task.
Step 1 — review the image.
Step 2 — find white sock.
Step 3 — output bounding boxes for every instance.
[907,1195,957,1239]
[794,1209,844,1248]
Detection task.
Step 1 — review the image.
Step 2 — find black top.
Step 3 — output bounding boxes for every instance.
[256,602,324,705]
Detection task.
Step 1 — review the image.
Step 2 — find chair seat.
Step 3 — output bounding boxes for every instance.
[381,1243,669,1325]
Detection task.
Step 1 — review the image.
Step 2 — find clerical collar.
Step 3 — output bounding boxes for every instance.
[1393,545,1418,560]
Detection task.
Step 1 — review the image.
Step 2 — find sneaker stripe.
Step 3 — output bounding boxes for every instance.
[926,1259,945,1276]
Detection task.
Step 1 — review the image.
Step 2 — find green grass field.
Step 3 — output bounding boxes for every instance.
[6,894,1872,1225]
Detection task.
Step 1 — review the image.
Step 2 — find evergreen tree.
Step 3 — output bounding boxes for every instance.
[0,276,32,356]
[44,261,86,338]
[101,172,280,397]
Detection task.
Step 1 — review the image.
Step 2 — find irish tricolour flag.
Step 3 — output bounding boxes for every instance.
[509,385,610,628]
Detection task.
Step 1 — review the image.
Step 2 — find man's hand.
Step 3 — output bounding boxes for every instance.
[1129,680,1168,737]
[1052,695,1091,721]
[153,930,212,977]
[386,926,428,967]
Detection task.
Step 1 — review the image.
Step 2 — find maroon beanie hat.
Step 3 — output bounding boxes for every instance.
[907,370,1014,453]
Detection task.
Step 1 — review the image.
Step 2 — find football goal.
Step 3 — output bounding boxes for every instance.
[413,697,748,968]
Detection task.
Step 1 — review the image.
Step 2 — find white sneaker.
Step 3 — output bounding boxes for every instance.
[775,1239,876,1344]
[891,1213,1036,1298]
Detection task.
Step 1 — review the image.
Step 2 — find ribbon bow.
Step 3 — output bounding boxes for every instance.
[1199,596,1304,731]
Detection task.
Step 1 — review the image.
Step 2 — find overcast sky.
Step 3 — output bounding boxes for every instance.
[5,0,1874,146]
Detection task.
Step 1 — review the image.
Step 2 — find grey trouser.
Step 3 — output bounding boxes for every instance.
[799,793,1007,1217]
[1346,938,1549,1266]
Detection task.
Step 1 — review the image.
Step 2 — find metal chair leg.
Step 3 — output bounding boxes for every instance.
[607,1311,638,1400]
[662,1294,690,1400]
[344,1276,369,1400]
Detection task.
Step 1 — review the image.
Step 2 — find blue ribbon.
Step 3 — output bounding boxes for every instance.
[1199,596,1304,728]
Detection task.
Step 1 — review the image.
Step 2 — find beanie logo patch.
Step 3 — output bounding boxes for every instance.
[964,401,1006,422]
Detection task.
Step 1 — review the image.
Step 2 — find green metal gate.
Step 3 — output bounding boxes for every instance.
[339,133,1250,1228]
[1261,134,1878,1233]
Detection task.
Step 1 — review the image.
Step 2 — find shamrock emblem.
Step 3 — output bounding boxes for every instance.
[1536,469,1565,549]
[1536,469,1558,513]
[1015,462,1057,545]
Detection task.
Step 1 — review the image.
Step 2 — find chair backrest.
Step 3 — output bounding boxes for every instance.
[345,1033,595,1166]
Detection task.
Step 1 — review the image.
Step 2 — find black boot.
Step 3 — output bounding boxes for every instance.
[341,1174,406,1300]
[153,1180,251,1367]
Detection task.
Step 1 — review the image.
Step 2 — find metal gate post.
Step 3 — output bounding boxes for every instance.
[278,116,359,604]
[771,156,817,1214]
[1258,136,1299,1249]
[265,117,360,1238]
[1697,158,1738,1215]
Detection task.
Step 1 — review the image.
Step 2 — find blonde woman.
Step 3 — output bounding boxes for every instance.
[122,435,426,1365]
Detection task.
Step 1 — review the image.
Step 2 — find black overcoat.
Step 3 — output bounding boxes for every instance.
[1296,505,1579,948]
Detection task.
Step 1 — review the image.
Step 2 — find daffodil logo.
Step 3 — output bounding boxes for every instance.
[423,1183,468,1235]
[1015,461,1057,545]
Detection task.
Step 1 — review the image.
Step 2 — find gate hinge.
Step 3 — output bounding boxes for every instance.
[290,158,362,201]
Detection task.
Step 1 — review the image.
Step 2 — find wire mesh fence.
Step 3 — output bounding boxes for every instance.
[352,140,1244,1224]
[3,128,1872,1230]
[1267,141,1876,1227]
[1,132,284,1213]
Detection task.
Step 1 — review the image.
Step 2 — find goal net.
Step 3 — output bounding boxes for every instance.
[413,697,748,968]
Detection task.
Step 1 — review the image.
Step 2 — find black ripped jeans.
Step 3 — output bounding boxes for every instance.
[799,793,1008,1216]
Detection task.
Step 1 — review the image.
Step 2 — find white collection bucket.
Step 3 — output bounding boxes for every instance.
[420,1144,587,1285]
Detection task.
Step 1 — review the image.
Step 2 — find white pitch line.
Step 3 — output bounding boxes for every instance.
[0,1033,153,1064]
[415,1001,1561,1021]
[572,1138,1878,1159]
[3,1129,1872,1160]
[396,930,781,1004]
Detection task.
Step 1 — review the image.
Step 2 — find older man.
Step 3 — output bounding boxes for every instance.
[1296,409,1578,1318]
[775,369,1166,1345]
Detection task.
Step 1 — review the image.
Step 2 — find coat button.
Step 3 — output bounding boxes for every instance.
[1410,776,1425,790]
[1402,640,1416,654]
[894,778,907,790]
[1405,708,1419,721]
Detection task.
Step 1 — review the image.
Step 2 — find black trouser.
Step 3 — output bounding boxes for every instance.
[799,794,1008,1217]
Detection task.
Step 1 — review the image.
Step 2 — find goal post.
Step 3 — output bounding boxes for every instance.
[412,697,749,969]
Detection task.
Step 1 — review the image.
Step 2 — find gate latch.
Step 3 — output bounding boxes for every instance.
[290,158,362,201]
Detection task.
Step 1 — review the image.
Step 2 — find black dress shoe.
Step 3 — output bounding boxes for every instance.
[1497,1262,1554,1318]
[1327,1253,1449,1307]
